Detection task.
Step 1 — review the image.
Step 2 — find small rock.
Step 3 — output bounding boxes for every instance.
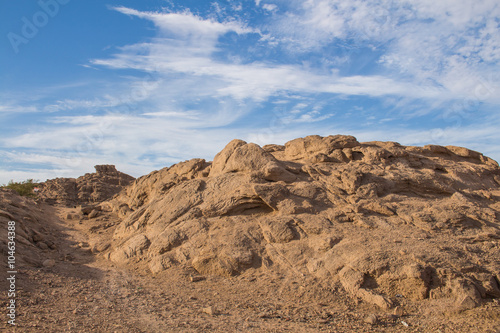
[37,242,49,250]
[258,312,270,318]
[190,275,206,282]
[401,320,409,327]
[43,259,56,268]
[364,314,378,325]
[202,306,219,316]
[393,306,404,317]
[81,205,101,215]
[32,233,44,242]
[88,210,100,219]
[457,295,478,310]
[45,240,56,249]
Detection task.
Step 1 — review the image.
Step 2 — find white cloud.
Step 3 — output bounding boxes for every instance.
[113,6,254,42]
[0,104,38,113]
[0,150,116,184]
[263,4,278,11]
[267,0,500,102]
[141,111,200,119]
[0,112,254,179]
[91,7,451,104]
[0,168,73,185]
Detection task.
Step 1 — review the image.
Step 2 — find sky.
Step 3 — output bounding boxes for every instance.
[1,0,499,184]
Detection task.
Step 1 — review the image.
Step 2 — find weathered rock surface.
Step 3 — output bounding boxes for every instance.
[0,189,57,268]
[102,135,500,311]
[2,136,499,332]
[38,164,134,206]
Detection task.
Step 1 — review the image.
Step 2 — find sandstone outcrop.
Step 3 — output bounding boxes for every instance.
[38,165,134,206]
[103,135,500,310]
[0,188,57,268]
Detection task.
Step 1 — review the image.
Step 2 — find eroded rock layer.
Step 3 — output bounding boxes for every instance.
[38,164,135,206]
[103,135,500,311]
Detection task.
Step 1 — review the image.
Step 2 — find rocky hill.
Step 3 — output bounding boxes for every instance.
[103,135,500,312]
[1,134,499,332]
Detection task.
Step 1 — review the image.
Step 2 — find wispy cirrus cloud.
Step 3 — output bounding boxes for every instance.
[268,0,500,101]
[92,7,449,103]
[0,104,38,114]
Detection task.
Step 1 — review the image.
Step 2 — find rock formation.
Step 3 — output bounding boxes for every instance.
[100,135,500,311]
[0,188,57,268]
[38,164,135,206]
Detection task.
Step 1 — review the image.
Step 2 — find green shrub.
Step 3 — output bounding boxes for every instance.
[1,179,40,197]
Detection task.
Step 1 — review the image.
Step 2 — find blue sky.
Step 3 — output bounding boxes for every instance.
[1,0,499,183]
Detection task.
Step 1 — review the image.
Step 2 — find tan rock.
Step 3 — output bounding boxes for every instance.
[202,306,219,316]
[60,134,500,311]
[36,165,134,206]
[88,210,100,219]
[364,314,378,325]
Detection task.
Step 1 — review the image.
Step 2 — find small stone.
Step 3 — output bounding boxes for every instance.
[46,240,56,249]
[81,205,101,215]
[202,306,219,316]
[43,259,56,267]
[258,312,270,318]
[37,242,49,250]
[364,314,378,325]
[457,295,478,310]
[393,306,404,317]
[32,233,43,242]
[190,275,205,282]
[88,210,100,219]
